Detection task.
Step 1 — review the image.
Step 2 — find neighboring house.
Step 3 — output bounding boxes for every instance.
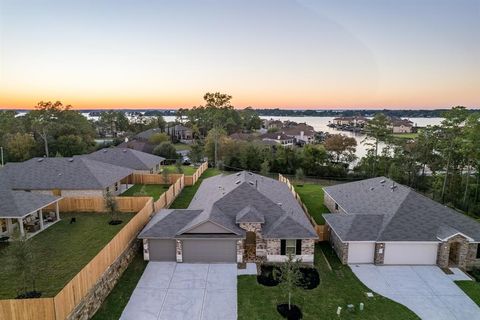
[229,132,259,142]
[85,147,165,174]
[323,177,480,270]
[282,124,316,144]
[333,116,368,126]
[389,119,414,133]
[0,190,61,239]
[260,132,294,147]
[262,119,284,130]
[139,172,317,264]
[135,128,163,141]
[117,139,155,154]
[165,124,194,143]
[1,156,134,197]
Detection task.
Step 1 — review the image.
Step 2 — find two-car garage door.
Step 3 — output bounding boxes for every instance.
[148,239,237,263]
[383,243,438,265]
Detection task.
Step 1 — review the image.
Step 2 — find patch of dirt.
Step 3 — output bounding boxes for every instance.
[277,304,302,320]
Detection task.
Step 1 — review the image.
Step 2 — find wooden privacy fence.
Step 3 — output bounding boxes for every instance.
[183,162,208,186]
[125,162,208,187]
[45,196,151,213]
[0,197,154,320]
[278,174,327,241]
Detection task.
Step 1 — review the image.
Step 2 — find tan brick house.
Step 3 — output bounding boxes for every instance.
[139,171,317,264]
[323,177,480,270]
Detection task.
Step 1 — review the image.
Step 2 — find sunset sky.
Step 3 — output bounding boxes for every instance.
[0,0,479,110]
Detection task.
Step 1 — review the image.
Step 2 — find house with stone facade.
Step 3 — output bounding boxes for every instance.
[84,147,165,174]
[323,177,480,270]
[138,171,318,264]
[0,156,134,197]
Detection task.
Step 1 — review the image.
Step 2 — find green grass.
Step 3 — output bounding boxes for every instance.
[390,133,419,139]
[164,165,197,175]
[120,184,170,201]
[170,168,222,209]
[238,242,419,320]
[173,143,191,151]
[0,212,134,298]
[92,248,148,320]
[455,281,480,306]
[294,183,330,224]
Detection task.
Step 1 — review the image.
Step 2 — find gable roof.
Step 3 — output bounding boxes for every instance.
[85,148,164,170]
[135,128,163,140]
[117,139,155,154]
[2,157,133,190]
[0,190,60,218]
[140,172,317,240]
[323,177,480,242]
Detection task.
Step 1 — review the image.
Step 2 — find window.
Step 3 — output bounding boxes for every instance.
[476,246,480,259]
[335,203,339,210]
[281,239,301,255]
[115,182,119,191]
[286,240,296,255]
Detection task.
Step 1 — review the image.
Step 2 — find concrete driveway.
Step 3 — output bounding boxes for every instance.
[120,262,237,320]
[350,265,480,320]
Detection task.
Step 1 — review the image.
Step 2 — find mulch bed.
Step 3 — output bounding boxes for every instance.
[277,304,303,320]
[257,265,320,289]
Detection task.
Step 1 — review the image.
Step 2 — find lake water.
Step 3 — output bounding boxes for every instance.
[86,113,443,164]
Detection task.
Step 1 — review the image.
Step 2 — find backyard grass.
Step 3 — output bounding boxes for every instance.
[0,212,134,298]
[164,164,197,175]
[238,242,419,320]
[120,184,170,201]
[170,168,222,209]
[294,183,330,224]
[173,143,191,151]
[455,281,480,306]
[92,248,148,320]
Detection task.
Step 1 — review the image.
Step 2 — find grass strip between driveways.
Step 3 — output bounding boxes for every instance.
[91,248,148,320]
[294,183,330,224]
[237,242,419,320]
[455,280,480,307]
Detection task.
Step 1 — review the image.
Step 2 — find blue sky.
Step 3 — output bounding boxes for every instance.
[0,0,479,109]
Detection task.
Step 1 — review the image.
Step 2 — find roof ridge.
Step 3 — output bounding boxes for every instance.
[375,187,412,240]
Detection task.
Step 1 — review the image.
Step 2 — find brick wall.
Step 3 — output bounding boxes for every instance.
[329,228,348,264]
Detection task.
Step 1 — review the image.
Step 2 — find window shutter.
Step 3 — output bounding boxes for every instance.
[280,240,286,255]
[296,240,302,255]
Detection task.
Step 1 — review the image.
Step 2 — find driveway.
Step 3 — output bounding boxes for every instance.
[120,262,237,320]
[350,265,480,320]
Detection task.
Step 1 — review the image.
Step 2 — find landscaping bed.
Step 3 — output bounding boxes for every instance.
[238,242,419,320]
[0,212,134,298]
[294,183,330,224]
[257,264,320,290]
[120,184,170,201]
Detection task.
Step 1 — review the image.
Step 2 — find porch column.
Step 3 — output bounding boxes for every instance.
[17,218,25,237]
[38,209,44,230]
[55,202,60,221]
[6,218,14,234]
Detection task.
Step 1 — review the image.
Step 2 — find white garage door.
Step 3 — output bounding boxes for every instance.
[347,243,375,263]
[384,243,438,265]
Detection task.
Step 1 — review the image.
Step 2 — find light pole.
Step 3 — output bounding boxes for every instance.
[0,146,3,167]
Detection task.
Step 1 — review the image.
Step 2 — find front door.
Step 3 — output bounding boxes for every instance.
[245,231,256,262]
[449,242,460,266]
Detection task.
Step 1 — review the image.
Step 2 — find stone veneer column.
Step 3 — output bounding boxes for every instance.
[374,243,385,265]
[329,229,348,264]
[437,235,472,270]
[143,239,150,261]
[176,240,183,262]
[301,239,315,255]
[237,240,244,263]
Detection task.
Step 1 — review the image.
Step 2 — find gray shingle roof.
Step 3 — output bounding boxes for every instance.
[323,177,480,242]
[85,147,165,171]
[135,128,163,140]
[139,209,203,239]
[139,172,317,240]
[2,156,133,190]
[0,190,60,218]
[235,205,265,223]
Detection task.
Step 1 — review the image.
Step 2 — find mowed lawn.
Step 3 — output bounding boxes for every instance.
[92,248,148,320]
[0,212,134,298]
[120,184,170,201]
[164,164,197,175]
[294,183,330,224]
[238,242,418,320]
[170,168,223,208]
[456,281,480,307]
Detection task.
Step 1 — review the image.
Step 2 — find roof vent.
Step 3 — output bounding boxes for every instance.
[248,181,254,186]
[37,158,43,162]
[235,180,241,185]
[236,172,241,176]
[278,202,282,206]
[380,179,386,184]
[370,187,375,191]
[68,158,74,162]
[123,149,127,153]
[58,173,62,176]
[248,172,253,176]
[102,149,108,153]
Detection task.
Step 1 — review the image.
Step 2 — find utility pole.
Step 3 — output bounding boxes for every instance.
[0,146,4,167]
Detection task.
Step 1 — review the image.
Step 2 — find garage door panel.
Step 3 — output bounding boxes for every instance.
[183,240,236,263]
[348,243,375,263]
[384,243,438,265]
[149,239,176,261]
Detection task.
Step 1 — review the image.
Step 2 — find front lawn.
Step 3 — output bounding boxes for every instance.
[0,212,134,298]
[455,281,480,306]
[238,242,418,320]
[294,183,330,224]
[164,165,197,175]
[92,248,148,320]
[170,168,222,209]
[173,143,191,151]
[120,184,170,201]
